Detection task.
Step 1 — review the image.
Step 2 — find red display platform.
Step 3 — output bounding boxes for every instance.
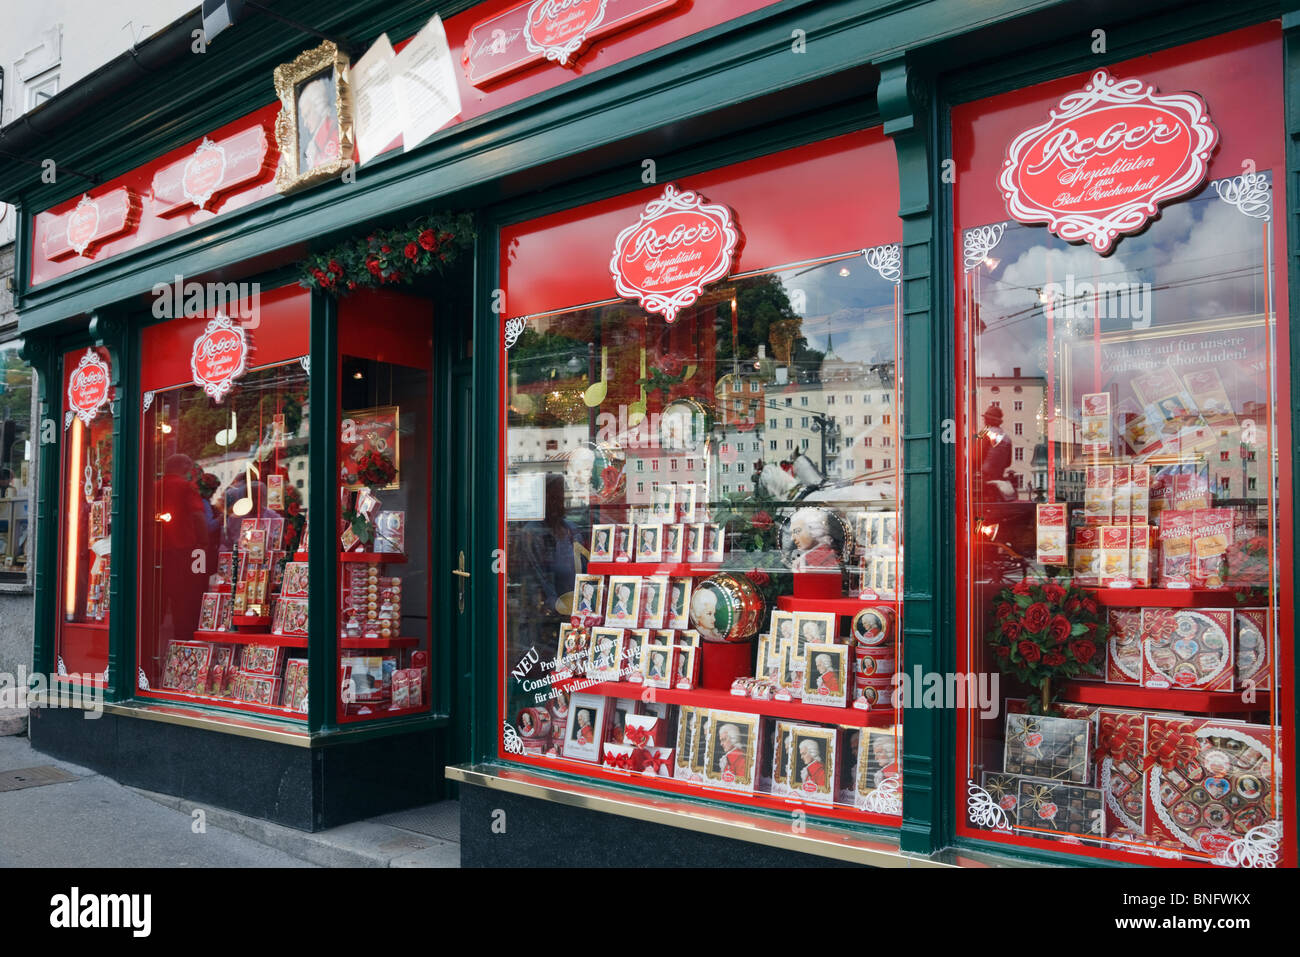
[194,630,308,648]
[1087,586,1262,608]
[792,571,843,599]
[340,636,420,649]
[586,561,720,577]
[230,614,271,628]
[573,680,896,728]
[1061,680,1265,714]
[339,551,407,563]
[777,595,899,616]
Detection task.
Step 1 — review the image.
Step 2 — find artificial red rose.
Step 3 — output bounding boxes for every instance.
[366,258,382,276]
[1069,640,1097,665]
[1012,580,1033,596]
[1022,602,1050,634]
[1003,621,1022,641]
[1082,598,1098,614]
[995,646,1010,658]
[746,568,770,587]
[347,281,357,290]
[404,242,419,261]
[1018,641,1042,663]
[419,229,438,251]
[1043,583,1066,604]
[381,244,392,253]
[328,260,343,276]
[1066,596,1081,613]
[312,268,326,282]
[1048,615,1072,645]
[996,603,1014,620]
[752,510,773,530]
[660,354,683,376]
[1043,652,1066,667]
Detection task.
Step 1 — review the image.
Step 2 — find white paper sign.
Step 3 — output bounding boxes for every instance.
[507,473,546,521]
[394,14,463,152]
[352,34,406,164]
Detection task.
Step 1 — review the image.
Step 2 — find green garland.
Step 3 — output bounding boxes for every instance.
[299,211,475,295]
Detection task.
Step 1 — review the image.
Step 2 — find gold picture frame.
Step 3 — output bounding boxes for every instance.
[273,40,356,194]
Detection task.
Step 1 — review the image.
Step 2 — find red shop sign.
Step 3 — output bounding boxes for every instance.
[152,128,276,216]
[1000,70,1219,254]
[190,314,250,402]
[42,188,141,260]
[610,184,740,323]
[464,0,680,86]
[67,350,112,427]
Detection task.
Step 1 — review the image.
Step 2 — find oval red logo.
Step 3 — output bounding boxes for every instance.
[67,197,101,256]
[190,315,249,402]
[67,350,111,425]
[525,0,606,65]
[611,185,740,323]
[1197,831,1235,855]
[1037,802,1058,820]
[183,140,228,209]
[1001,71,1218,253]
[1025,732,1043,748]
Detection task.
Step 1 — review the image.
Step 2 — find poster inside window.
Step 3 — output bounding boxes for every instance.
[498,132,906,822]
[56,346,115,684]
[137,289,311,717]
[954,25,1293,865]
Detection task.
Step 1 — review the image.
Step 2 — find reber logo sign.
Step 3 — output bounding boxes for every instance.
[524,0,607,65]
[610,184,740,323]
[190,313,249,402]
[1000,70,1219,254]
[67,349,111,427]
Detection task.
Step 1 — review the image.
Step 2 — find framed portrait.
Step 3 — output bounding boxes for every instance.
[787,725,837,805]
[562,692,606,763]
[605,576,642,628]
[640,633,674,689]
[590,524,615,562]
[635,523,663,562]
[665,577,693,629]
[857,727,902,810]
[663,523,685,563]
[755,636,778,683]
[273,40,355,193]
[556,622,587,672]
[614,523,635,562]
[674,643,698,689]
[703,710,760,792]
[677,483,697,524]
[674,707,699,780]
[769,721,795,794]
[851,606,893,647]
[685,522,706,563]
[340,405,400,491]
[604,698,636,746]
[625,629,649,678]
[640,576,669,628]
[802,642,849,707]
[572,574,605,618]
[769,610,797,651]
[704,523,725,563]
[650,482,675,522]
[792,611,837,661]
[587,627,625,681]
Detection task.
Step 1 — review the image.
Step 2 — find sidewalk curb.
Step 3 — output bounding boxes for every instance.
[0,708,29,736]
[129,788,459,868]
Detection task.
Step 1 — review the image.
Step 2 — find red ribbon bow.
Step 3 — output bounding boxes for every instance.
[603,750,631,770]
[1148,721,1198,772]
[624,726,652,748]
[646,751,672,775]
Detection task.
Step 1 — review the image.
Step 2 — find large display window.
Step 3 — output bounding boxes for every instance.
[137,286,312,718]
[498,131,908,824]
[953,24,1294,865]
[336,292,435,722]
[56,345,115,684]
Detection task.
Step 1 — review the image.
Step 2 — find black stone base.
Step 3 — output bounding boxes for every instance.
[29,706,444,831]
[459,780,865,867]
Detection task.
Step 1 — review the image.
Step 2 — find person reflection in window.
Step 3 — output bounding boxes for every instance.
[975,405,1015,502]
[518,474,583,639]
[160,454,210,641]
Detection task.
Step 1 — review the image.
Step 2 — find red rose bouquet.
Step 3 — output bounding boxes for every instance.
[986,577,1107,713]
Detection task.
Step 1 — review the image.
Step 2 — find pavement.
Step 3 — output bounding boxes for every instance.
[0,729,461,868]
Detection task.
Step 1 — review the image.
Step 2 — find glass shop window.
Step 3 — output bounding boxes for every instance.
[0,342,34,585]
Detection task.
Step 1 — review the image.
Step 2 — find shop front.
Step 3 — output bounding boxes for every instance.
[1,0,1296,865]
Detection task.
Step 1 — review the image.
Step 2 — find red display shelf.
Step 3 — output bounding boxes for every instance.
[230,614,271,628]
[341,703,430,719]
[141,686,307,721]
[777,595,900,615]
[339,636,420,649]
[65,619,109,631]
[1061,680,1263,714]
[1087,586,1261,608]
[573,680,896,728]
[194,630,308,648]
[294,552,308,562]
[339,551,407,563]
[586,561,720,577]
